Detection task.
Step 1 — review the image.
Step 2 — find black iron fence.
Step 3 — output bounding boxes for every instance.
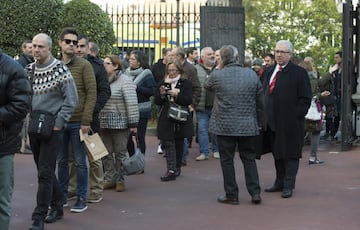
[106,1,209,64]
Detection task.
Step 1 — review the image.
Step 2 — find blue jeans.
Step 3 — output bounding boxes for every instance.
[0,154,14,230]
[58,122,88,200]
[197,107,218,156]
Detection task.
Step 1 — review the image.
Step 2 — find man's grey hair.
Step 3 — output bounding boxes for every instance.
[89,42,99,55]
[220,45,239,66]
[276,40,293,53]
[174,46,186,59]
[200,47,213,57]
[33,33,52,48]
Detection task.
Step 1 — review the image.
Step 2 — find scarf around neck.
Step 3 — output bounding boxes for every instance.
[165,75,180,89]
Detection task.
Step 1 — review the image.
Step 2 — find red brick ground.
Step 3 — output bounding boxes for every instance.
[10,135,360,230]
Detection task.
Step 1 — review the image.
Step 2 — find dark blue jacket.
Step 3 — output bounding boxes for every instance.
[0,49,32,156]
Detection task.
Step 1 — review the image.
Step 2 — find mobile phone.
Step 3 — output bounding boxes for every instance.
[163,83,171,91]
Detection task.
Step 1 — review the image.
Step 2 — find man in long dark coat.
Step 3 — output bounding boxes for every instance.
[262,40,312,198]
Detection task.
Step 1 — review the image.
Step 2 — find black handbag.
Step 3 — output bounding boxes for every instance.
[28,110,57,139]
[167,102,189,123]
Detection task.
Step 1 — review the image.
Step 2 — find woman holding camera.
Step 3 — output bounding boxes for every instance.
[154,61,193,181]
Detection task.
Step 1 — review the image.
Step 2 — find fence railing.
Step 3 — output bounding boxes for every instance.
[106,1,210,64]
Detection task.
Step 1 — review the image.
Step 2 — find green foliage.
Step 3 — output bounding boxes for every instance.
[243,0,342,75]
[58,0,116,57]
[0,0,63,57]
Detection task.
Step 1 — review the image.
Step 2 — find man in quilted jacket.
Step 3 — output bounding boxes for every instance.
[204,45,264,205]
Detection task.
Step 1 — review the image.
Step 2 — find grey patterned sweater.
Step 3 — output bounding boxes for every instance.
[100,71,139,129]
[25,57,78,129]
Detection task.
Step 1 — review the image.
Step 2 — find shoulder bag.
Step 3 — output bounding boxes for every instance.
[167,102,189,123]
[28,110,57,139]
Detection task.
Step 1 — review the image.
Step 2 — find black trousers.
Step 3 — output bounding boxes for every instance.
[273,158,299,190]
[217,135,261,199]
[30,130,64,220]
[127,117,148,155]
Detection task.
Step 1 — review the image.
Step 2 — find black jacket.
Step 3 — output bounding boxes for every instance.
[0,49,32,156]
[262,61,312,159]
[17,53,34,68]
[151,58,166,83]
[86,55,111,114]
[154,78,193,140]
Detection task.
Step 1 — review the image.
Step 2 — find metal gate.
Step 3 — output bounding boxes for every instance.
[106,1,207,64]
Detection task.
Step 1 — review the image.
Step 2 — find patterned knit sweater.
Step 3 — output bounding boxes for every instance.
[25,57,78,129]
[100,71,139,129]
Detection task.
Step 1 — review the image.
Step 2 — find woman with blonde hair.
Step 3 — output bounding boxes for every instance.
[154,61,193,181]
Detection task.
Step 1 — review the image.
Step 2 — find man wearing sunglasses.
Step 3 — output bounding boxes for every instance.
[64,35,110,204]
[57,27,97,213]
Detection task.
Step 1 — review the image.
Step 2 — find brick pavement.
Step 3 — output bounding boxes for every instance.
[9,136,360,230]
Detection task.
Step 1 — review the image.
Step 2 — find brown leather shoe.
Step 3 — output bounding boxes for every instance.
[217,195,239,205]
[115,183,125,192]
[103,181,115,190]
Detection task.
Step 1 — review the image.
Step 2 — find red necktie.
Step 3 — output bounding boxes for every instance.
[269,66,282,94]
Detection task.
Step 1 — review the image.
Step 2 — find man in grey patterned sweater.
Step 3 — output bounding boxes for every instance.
[27,33,78,230]
[204,45,264,206]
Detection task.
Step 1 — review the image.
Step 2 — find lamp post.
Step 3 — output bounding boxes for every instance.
[176,0,180,46]
[341,0,354,150]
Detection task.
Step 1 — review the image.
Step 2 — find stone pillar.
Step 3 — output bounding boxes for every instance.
[200,2,245,64]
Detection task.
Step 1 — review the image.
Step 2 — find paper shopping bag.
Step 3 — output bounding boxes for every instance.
[83,130,109,162]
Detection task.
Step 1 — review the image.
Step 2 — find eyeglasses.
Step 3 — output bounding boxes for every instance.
[275,50,290,54]
[104,62,113,65]
[168,69,178,72]
[63,39,78,46]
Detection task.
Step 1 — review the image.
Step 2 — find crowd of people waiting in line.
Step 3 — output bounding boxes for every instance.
[0,27,343,230]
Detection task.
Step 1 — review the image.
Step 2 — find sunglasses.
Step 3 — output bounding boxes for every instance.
[63,39,78,46]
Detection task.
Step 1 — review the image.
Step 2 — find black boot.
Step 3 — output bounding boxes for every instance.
[160,170,176,181]
[44,209,64,223]
[29,219,44,230]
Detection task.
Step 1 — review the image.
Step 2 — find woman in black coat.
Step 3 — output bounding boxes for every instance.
[154,61,193,181]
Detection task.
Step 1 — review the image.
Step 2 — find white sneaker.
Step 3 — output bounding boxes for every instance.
[157,144,163,154]
[196,154,209,161]
[213,152,220,159]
